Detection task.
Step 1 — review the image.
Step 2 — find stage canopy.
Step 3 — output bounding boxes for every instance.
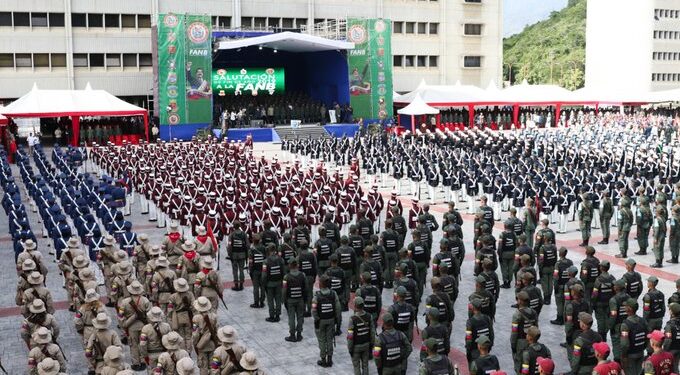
[0,83,148,145]
[397,94,440,115]
[216,31,354,52]
[394,80,488,106]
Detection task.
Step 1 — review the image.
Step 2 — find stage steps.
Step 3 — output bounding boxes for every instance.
[274,124,330,142]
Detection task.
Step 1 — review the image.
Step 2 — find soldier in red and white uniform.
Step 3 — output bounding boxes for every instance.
[190,202,208,237]
[408,198,423,229]
[167,188,183,226]
[262,189,276,213]
[207,209,222,243]
[279,197,294,230]
[336,191,353,235]
[320,187,335,216]
[389,191,404,215]
[222,201,237,238]
[311,173,324,194]
[237,192,251,222]
[250,200,267,236]
[205,192,220,216]
[179,195,193,227]
[269,206,287,236]
[291,188,305,213]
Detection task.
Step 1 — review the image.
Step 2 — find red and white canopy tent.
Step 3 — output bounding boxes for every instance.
[0,83,149,146]
[396,93,440,132]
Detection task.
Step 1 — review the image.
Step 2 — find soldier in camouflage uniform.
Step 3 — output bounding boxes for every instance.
[634,196,653,256]
[651,206,667,267]
[642,276,665,331]
[578,193,593,247]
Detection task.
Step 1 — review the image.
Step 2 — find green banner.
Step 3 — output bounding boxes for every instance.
[158,13,212,126]
[346,18,393,120]
[212,67,285,96]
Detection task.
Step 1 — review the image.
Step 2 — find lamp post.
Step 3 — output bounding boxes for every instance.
[505,62,514,86]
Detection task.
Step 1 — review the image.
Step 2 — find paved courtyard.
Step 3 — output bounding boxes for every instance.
[1,142,679,374]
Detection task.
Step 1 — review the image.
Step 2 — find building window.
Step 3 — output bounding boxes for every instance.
[123,53,137,67]
[429,56,438,67]
[417,22,427,34]
[393,21,403,33]
[89,53,104,67]
[122,14,136,28]
[31,13,48,27]
[393,55,403,67]
[139,53,152,67]
[464,55,482,67]
[49,13,65,27]
[14,12,30,27]
[218,16,231,28]
[72,13,86,27]
[241,17,252,28]
[405,22,415,34]
[417,56,427,67]
[282,18,294,28]
[137,15,151,28]
[404,55,414,67]
[51,54,66,67]
[429,23,439,34]
[464,23,483,35]
[0,12,11,26]
[652,73,656,82]
[269,18,280,28]
[33,53,49,67]
[465,0,482,3]
[314,18,325,25]
[105,14,120,28]
[254,17,266,28]
[0,54,13,67]
[106,53,121,67]
[88,14,103,28]
[15,54,32,67]
[73,54,88,67]
[296,19,306,28]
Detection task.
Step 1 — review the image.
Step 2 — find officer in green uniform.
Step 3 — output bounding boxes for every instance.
[346,296,374,375]
[419,337,455,375]
[513,234,534,278]
[551,247,573,325]
[652,206,667,267]
[579,246,600,309]
[519,326,551,375]
[511,291,538,374]
[616,198,634,258]
[407,229,430,296]
[262,244,285,322]
[283,258,306,342]
[247,234,266,308]
[569,312,602,375]
[579,192,593,247]
[355,272,382,325]
[634,196,653,256]
[312,275,341,368]
[598,191,613,244]
[465,298,494,363]
[468,276,496,321]
[669,205,680,263]
[622,258,643,300]
[663,303,680,372]
[591,260,615,339]
[608,279,631,361]
[564,284,590,362]
[297,240,317,317]
[497,221,517,288]
[381,219,400,288]
[325,255,348,311]
[387,286,416,343]
[619,298,649,375]
[523,198,537,249]
[642,276,665,331]
[334,236,357,301]
[537,240,557,305]
[420,307,449,361]
[373,312,412,375]
[468,335,500,375]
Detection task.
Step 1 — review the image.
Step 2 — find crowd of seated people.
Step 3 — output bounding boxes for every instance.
[214,92,353,128]
[76,117,146,145]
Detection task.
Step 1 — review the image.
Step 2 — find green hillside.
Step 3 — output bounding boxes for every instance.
[503,0,586,89]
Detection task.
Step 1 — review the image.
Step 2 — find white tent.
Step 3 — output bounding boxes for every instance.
[0,83,148,145]
[397,94,440,115]
[499,80,573,104]
[394,81,488,105]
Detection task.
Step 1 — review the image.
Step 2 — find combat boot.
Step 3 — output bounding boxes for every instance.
[634,250,647,255]
[327,355,333,367]
[650,261,663,268]
[285,333,297,342]
[667,258,679,264]
[597,238,608,244]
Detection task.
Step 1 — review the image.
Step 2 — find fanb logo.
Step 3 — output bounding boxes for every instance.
[163,14,179,28]
[347,24,367,45]
[187,22,209,44]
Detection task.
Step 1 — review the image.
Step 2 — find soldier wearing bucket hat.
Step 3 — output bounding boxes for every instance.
[21,271,54,317]
[117,280,152,371]
[86,313,122,373]
[17,239,48,277]
[16,258,38,307]
[163,223,185,270]
[21,299,60,348]
[98,235,119,300]
[167,278,195,352]
[75,289,106,350]
[176,357,199,375]
[109,260,134,308]
[211,325,247,374]
[144,245,165,291]
[191,296,218,374]
[133,233,152,284]
[100,345,130,374]
[239,351,264,374]
[36,357,66,375]
[150,256,176,313]
[194,256,224,314]
[155,331,190,373]
[28,327,67,375]
[140,306,172,370]
[177,240,201,295]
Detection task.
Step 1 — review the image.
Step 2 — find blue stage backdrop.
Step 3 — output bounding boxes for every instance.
[212,47,349,107]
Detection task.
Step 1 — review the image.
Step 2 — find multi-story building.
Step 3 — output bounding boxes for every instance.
[0,0,503,112]
[586,0,680,92]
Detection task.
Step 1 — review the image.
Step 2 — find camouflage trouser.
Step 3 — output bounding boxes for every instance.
[540,269,553,303]
[618,230,630,256]
[594,304,608,339]
[670,236,680,260]
[315,319,335,358]
[525,229,535,249]
[286,299,304,335]
[601,217,611,239]
[580,221,591,242]
[500,256,515,285]
[383,253,398,285]
[654,235,666,262]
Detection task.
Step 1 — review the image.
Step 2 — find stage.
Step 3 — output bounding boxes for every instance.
[211,123,361,142]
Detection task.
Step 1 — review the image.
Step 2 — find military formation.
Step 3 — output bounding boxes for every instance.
[2,115,680,374]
